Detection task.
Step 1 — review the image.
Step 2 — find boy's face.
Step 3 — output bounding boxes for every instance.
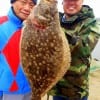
[12,0,35,20]
[63,0,83,16]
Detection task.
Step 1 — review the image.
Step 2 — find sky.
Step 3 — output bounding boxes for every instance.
[0,0,100,60]
[57,0,100,18]
[0,0,100,18]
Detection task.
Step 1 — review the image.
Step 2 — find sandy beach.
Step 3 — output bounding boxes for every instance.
[89,70,100,100]
[42,69,100,100]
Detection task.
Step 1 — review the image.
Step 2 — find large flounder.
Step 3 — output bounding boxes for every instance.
[20,0,71,100]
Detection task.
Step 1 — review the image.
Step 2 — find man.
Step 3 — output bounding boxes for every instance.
[0,0,37,100]
[48,0,100,100]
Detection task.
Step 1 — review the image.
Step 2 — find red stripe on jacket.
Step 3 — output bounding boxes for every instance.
[0,16,8,24]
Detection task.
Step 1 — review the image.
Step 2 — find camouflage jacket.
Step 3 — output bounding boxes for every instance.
[48,5,100,100]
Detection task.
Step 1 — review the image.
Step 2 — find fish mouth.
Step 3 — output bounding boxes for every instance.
[31,18,46,29]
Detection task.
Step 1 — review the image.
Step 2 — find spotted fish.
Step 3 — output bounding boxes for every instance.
[20,0,71,100]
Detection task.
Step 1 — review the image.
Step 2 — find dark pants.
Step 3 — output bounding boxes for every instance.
[53,96,87,100]
[0,91,2,100]
[0,92,31,100]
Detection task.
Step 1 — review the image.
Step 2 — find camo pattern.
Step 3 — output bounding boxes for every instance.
[48,5,100,100]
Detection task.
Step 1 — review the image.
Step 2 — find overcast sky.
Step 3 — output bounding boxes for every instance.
[0,0,100,60]
[0,0,100,18]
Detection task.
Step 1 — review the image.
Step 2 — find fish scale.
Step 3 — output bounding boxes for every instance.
[20,0,71,100]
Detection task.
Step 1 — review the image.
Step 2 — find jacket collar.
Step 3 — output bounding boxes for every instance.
[62,5,95,25]
[7,7,23,27]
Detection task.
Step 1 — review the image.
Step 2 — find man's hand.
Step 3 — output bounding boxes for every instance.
[65,33,80,45]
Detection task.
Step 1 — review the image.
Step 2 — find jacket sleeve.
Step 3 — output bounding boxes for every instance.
[88,19,100,51]
[71,19,100,56]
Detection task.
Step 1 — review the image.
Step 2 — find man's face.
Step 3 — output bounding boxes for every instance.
[62,0,83,16]
[12,0,35,20]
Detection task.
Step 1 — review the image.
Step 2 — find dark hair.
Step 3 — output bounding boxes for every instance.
[10,0,37,4]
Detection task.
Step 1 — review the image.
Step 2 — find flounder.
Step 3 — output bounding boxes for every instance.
[20,0,71,100]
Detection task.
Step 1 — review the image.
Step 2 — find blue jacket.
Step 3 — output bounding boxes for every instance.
[0,7,31,94]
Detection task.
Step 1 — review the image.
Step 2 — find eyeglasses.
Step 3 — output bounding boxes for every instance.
[16,0,35,8]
